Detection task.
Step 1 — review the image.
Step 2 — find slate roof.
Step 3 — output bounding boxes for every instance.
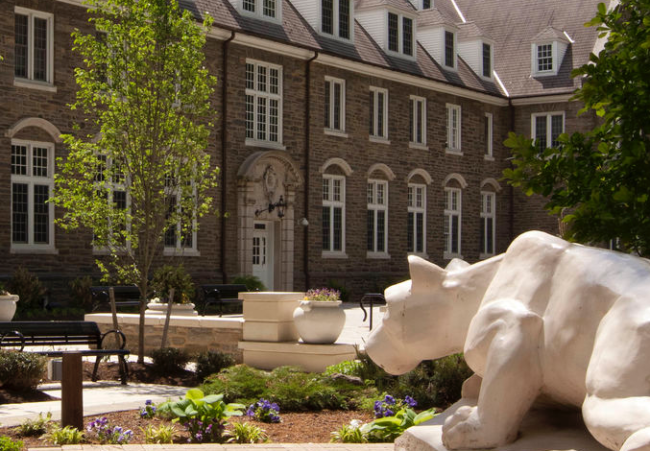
[183,0,603,99]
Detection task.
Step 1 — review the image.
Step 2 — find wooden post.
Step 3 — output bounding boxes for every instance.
[61,352,83,430]
[109,287,119,331]
[161,288,175,348]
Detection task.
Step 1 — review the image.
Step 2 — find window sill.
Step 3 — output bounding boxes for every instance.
[369,136,391,145]
[245,139,286,151]
[446,149,463,156]
[14,78,57,93]
[93,247,130,256]
[366,251,390,259]
[484,155,495,162]
[163,248,201,257]
[11,245,58,255]
[324,129,348,138]
[409,143,429,151]
[444,252,463,260]
[322,251,348,259]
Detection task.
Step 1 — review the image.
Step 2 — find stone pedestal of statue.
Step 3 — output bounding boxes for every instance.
[396,398,609,451]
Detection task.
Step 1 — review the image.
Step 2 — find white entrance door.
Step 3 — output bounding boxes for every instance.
[252,222,274,290]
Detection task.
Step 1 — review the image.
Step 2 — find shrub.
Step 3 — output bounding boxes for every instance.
[0,351,47,391]
[14,412,52,436]
[150,347,190,375]
[0,436,24,451]
[68,276,95,310]
[151,265,195,304]
[330,420,367,444]
[44,425,85,445]
[227,422,268,444]
[324,359,363,376]
[201,365,268,405]
[9,266,45,313]
[231,275,266,292]
[195,350,235,381]
[140,424,176,444]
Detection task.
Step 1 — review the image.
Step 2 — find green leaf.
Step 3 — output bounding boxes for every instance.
[186,388,205,401]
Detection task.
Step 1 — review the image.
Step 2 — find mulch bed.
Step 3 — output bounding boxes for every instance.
[0,361,375,446]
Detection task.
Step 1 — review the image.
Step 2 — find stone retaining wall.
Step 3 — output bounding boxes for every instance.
[86,313,244,361]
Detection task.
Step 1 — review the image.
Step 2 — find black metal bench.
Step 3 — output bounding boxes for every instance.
[199,284,248,316]
[0,321,130,384]
[90,286,142,312]
[360,292,386,330]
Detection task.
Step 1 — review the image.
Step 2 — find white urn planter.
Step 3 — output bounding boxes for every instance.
[293,300,346,344]
[145,302,198,316]
[0,294,19,321]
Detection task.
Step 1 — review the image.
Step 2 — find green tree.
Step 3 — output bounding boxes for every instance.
[504,0,650,256]
[53,0,218,362]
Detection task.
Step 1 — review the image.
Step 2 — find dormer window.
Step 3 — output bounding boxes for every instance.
[531,27,570,77]
[482,42,492,78]
[387,12,415,58]
[422,0,432,9]
[322,0,352,40]
[445,30,456,68]
[238,0,281,22]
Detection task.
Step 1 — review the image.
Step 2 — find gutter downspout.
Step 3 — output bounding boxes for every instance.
[303,51,318,290]
[220,31,236,283]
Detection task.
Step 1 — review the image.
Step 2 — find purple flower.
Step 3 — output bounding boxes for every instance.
[384,394,395,405]
[385,409,394,416]
[404,395,417,408]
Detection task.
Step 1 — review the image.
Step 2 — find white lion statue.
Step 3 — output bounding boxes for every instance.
[366,231,650,451]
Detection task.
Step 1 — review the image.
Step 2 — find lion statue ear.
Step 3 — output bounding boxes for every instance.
[445,258,470,272]
[408,255,446,293]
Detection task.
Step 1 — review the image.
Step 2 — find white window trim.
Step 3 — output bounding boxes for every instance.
[386,10,416,60]
[480,191,496,259]
[239,0,282,23]
[163,186,200,257]
[407,183,427,257]
[322,174,347,257]
[443,186,462,259]
[480,41,493,80]
[367,179,389,258]
[319,0,354,42]
[370,86,389,141]
[446,103,462,154]
[324,76,346,135]
[531,111,565,149]
[484,112,494,160]
[409,95,427,148]
[10,139,56,254]
[531,42,558,77]
[245,59,284,149]
[443,29,458,71]
[14,7,55,89]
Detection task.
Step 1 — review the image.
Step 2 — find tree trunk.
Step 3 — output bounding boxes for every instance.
[137,278,149,364]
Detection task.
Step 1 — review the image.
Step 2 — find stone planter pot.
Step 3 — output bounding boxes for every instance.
[0,294,19,321]
[292,300,345,344]
[145,302,198,316]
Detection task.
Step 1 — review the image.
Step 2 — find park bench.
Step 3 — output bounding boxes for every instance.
[0,321,130,384]
[199,284,248,316]
[360,292,386,330]
[90,286,142,312]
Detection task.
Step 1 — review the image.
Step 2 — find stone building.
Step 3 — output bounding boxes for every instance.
[0,0,604,301]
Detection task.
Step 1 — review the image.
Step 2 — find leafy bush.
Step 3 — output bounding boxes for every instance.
[330,420,367,444]
[158,388,244,443]
[14,412,52,436]
[195,350,234,381]
[68,276,95,310]
[324,359,363,376]
[141,424,177,444]
[231,275,266,292]
[227,422,268,444]
[0,351,47,391]
[150,347,191,375]
[151,265,195,304]
[9,266,45,313]
[44,425,85,445]
[0,436,24,451]
[201,365,268,404]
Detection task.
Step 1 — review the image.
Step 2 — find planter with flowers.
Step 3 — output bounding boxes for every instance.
[292,288,346,344]
[145,265,197,316]
[0,283,19,321]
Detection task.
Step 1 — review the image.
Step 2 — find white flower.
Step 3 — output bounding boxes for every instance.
[350,419,362,428]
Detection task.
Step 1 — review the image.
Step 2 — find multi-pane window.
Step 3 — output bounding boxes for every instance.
[484,113,493,158]
[387,13,414,57]
[322,0,351,40]
[446,104,461,152]
[245,60,282,145]
[93,154,129,249]
[241,0,279,20]
[407,184,426,254]
[11,141,54,250]
[410,96,426,145]
[367,180,388,254]
[480,192,496,256]
[421,0,432,9]
[164,195,196,252]
[325,77,345,133]
[369,87,388,140]
[533,113,564,150]
[14,8,53,84]
[536,44,553,72]
[444,31,456,68]
[444,187,461,256]
[482,43,492,78]
[322,175,345,253]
